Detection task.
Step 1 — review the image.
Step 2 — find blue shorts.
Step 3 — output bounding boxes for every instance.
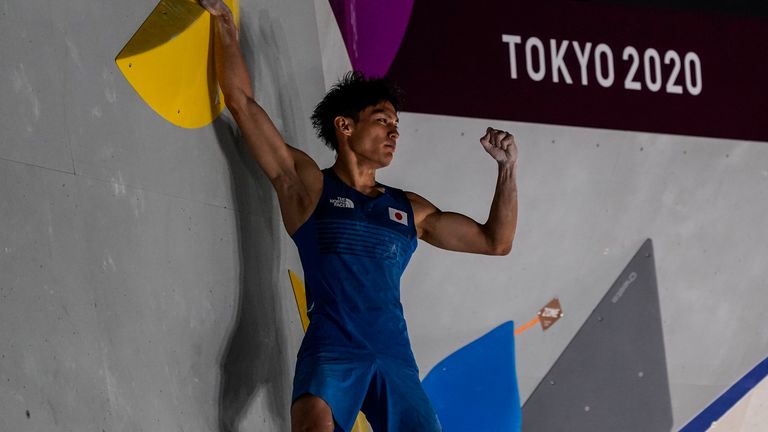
[292,351,442,432]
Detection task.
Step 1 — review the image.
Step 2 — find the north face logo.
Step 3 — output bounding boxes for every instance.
[330,197,354,208]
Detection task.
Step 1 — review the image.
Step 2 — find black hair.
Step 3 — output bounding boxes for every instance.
[311,71,403,151]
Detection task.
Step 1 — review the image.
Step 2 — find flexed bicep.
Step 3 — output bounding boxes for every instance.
[407,192,507,255]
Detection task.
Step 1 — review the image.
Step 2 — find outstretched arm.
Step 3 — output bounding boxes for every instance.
[199,1,322,234]
[408,128,518,255]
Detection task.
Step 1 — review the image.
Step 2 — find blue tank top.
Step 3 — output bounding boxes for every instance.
[291,168,418,362]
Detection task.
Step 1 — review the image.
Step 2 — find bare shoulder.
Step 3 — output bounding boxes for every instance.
[405,191,435,213]
[405,191,440,234]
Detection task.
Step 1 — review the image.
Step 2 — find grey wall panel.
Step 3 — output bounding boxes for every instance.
[1,157,241,431]
[1,0,328,430]
[0,0,73,173]
[0,150,305,430]
[0,161,100,431]
[212,118,298,432]
[522,239,673,431]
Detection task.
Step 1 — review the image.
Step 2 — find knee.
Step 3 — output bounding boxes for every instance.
[291,419,334,432]
[291,395,335,432]
[292,422,334,432]
[292,416,334,432]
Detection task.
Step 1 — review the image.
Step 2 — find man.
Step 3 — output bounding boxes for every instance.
[199,1,518,431]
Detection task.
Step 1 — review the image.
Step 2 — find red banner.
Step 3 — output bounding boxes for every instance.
[386,1,768,141]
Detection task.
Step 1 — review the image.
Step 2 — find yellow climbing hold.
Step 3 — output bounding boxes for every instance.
[115,0,240,128]
[289,269,311,332]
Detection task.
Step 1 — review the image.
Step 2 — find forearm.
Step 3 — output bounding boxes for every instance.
[482,161,518,255]
[206,7,295,180]
[211,9,253,113]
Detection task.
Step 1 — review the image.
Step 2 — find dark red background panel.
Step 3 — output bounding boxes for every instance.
[386,1,768,142]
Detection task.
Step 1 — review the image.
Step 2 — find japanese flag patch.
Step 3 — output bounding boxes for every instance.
[388,207,408,226]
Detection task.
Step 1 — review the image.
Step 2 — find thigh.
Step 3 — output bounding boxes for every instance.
[291,394,335,432]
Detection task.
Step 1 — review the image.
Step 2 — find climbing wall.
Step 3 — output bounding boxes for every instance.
[0,0,328,430]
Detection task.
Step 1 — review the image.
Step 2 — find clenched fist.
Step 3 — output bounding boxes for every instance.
[480,128,518,166]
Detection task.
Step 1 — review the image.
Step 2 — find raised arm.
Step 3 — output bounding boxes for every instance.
[408,128,518,255]
[200,1,322,234]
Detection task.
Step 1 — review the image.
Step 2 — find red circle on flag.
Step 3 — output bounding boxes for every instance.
[395,212,403,220]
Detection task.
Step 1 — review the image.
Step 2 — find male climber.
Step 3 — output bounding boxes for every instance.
[199,1,519,431]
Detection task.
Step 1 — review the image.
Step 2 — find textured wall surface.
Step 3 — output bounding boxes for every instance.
[1,0,328,430]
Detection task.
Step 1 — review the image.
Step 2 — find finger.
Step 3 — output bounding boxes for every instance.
[500,134,515,149]
[488,129,505,146]
[201,0,228,16]
[199,0,214,12]
[479,127,493,148]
